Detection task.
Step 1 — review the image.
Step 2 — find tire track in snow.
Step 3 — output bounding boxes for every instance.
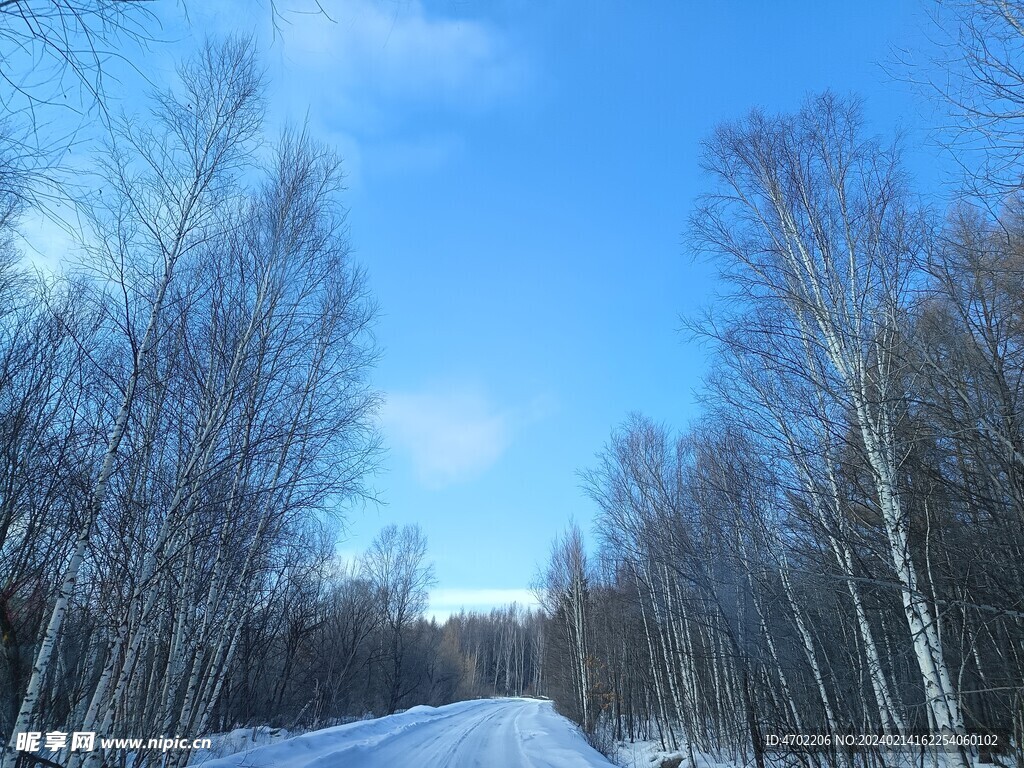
[199,698,617,768]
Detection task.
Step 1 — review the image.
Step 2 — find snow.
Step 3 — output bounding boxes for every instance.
[193,726,293,762]
[609,738,1011,768]
[611,739,733,768]
[194,698,618,768]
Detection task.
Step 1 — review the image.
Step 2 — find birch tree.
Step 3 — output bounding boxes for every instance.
[702,302,910,736]
[693,93,968,747]
[2,37,263,768]
[537,523,594,732]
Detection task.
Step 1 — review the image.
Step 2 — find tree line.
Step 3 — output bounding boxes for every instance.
[534,4,1024,766]
[202,525,547,734]
[0,6,559,763]
[0,29,556,763]
[0,36,386,768]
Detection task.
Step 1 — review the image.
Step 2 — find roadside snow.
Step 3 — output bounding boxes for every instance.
[191,726,292,763]
[610,737,1010,768]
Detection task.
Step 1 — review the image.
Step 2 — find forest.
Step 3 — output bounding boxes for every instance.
[1,2,1023,768]
[532,7,1024,768]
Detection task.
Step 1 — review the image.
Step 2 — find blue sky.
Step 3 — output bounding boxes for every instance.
[20,0,949,618]
[320,0,944,618]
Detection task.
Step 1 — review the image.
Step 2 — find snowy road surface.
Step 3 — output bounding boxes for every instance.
[200,698,617,768]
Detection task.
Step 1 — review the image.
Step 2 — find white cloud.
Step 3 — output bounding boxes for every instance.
[428,587,539,622]
[381,385,510,488]
[277,0,523,114]
[171,1,528,185]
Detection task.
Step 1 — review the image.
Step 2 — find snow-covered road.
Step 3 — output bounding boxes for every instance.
[200,698,617,768]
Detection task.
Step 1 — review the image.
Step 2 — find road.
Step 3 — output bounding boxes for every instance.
[200,698,618,768]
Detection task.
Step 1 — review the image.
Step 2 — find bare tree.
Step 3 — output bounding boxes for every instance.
[693,93,969,749]
[924,0,1024,196]
[2,37,264,768]
[361,524,436,715]
[536,523,594,732]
